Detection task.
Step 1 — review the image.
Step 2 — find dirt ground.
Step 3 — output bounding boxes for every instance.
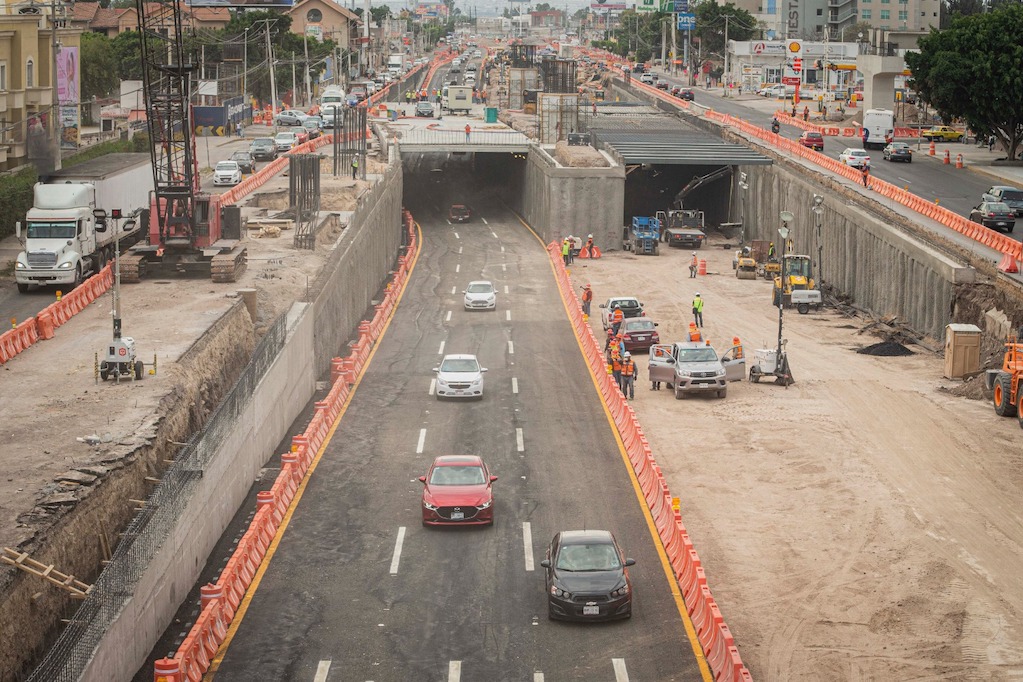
[576,239,1023,679]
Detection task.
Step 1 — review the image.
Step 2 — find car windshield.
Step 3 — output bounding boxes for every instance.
[613,299,639,308]
[216,162,237,171]
[556,542,622,572]
[304,118,321,127]
[467,283,493,294]
[987,203,1012,212]
[440,358,479,373]
[276,133,295,140]
[451,206,469,215]
[999,190,1023,201]
[429,465,485,485]
[26,221,76,239]
[252,138,273,148]
[231,152,249,161]
[891,144,910,150]
[677,348,719,362]
[625,319,655,331]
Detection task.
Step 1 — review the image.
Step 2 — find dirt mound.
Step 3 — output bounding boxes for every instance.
[945,373,989,400]
[552,140,609,168]
[857,340,914,356]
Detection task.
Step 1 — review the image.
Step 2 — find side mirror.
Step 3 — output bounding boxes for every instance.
[624,558,636,567]
[489,475,498,482]
[654,322,659,327]
[95,221,108,233]
[540,559,551,568]
[598,303,606,308]
[481,368,488,373]
[432,367,439,373]
[418,476,426,483]
[15,221,21,239]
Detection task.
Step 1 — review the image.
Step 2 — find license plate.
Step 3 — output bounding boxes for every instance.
[451,511,464,520]
[583,605,600,615]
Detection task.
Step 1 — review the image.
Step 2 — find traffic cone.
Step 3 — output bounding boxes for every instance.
[998,253,1019,273]
[591,246,603,258]
[579,247,591,258]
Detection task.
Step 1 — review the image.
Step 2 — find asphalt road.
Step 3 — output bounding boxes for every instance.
[649,74,1001,226]
[205,207,706,681]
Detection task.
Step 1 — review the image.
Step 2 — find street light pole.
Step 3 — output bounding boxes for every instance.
[738,171,749,245]
[812,194,824,290]
[777,211,793,381]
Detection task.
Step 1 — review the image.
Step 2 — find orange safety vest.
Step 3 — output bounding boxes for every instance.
[612,308,624,323]
[612,357,623,371]
[582,289,593,302]
[691,255,698,268]
[621,360,635,377]
[689,330,702,342]
[734,344,744,359]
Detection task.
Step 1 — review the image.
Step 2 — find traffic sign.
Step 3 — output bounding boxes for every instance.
[793,57,802,72]
[677,12,695,30]
[673,0,688,11]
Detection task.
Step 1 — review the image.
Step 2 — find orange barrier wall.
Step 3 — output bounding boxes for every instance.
[544,241,752,682]
[152,210,420,682]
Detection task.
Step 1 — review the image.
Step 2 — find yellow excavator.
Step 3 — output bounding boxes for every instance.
[772,254,822,314]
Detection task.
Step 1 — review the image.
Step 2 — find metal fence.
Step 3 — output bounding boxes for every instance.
[26,311,288,682]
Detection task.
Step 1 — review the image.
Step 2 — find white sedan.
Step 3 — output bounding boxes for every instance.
[213,160,242,186]
[839,148,871,169]
[434,354,487,400]
[463,280,496,310]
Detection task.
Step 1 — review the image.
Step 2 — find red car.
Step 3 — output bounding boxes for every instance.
[798,131,824,151]
[620,317,660,352]
[449,204,471,223]
[419,455,497,526]
[294,128,310,145]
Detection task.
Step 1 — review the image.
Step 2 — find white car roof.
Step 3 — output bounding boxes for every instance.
[441,353,478,361]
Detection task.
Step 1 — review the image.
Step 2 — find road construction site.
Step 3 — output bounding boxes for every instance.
[3,53,1023,680]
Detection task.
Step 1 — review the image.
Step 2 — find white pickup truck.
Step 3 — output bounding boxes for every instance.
[648,342,745,399]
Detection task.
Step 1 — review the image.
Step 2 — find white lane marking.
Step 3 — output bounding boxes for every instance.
[508,340,514,354]
[445,310,452,322]
[500,245,505,253]
[455,264,461,273]
[506,310,511,321]
[522,522,535,571]
[429,379,436,396]
[481,217,489,225]
[389,527,406,575]
[438,340,445,355]
[491,231,499,238]
[314,660,331,682]
[612,659,629,681]
[897,176,913,184]
[502,264,507,272]
[512,377,519,394]
[458,246,463,254]
[451,285,457,295]
[534,674,544,682]
[416,429,427,454]
[446,219,452,225]
[516,427,524,452]
[448,661,462,682]
[504,285,509,294]
[454,232,460,239]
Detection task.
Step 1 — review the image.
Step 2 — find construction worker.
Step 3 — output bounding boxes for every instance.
[650,345,668,390]
[768,242,776,259]
[566,235,575,264]
[802,105,809,122]
[604,326,616,351]
[733,336,744,359]
[689,252,699,278]
[581,284,593,316]
[610,305,624,334]
[561,238,571,266]
[621,352,636,399]
[692,292,704,327]
[688,322,702,342]
[351,155,359,180]
[611,349,624,391]
[405,90,412,105]
[465,123,472,142]
[861,164,870,189]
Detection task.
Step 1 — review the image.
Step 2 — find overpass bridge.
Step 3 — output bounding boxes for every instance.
[384,117,531,154]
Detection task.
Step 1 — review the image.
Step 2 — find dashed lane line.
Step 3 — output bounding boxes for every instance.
[429,379,436,396]
[448,661,462,682]
[445,310,452,322]
[508,340,514,354]
[416,429,427,454]
[515,428,524,452]
[522,522,534,571]
[512,377,519,394]
[389,527,406,575]
[313,660,331,682]
[613,658,629,681]
[438,340,445,355]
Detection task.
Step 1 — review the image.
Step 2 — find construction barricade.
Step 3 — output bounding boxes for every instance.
[153,209,420,682]
[544,240,752,681]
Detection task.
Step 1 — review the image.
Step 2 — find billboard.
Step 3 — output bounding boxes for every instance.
[590,2,627,8]
[57,46,79,150]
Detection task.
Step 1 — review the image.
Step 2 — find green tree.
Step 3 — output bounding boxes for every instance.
[111,30,143,80]
[905,4,1023,160]
[692,2,757,58]
[80,32,118,102]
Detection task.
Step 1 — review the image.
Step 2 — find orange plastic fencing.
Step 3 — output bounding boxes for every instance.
[545,241,752,681]
[153,210,420,682]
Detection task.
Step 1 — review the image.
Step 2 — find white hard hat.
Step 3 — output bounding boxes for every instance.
[588,233,593,238]
[624,351,631,357]
[692,251,697,255]
[695,292,701,296]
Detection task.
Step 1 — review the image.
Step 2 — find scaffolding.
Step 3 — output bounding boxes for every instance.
[508,44,537,68]
[537,93,597,144]
[539,57,577,94]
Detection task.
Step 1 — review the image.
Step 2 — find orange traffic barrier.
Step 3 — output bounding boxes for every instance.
[698,259,707,275]
[997,253,1018,273]
[929,139,936,156]
[943,149,950,164]
[956,153,964,169]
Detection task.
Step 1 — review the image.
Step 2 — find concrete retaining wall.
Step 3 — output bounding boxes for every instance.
[734,157,973,340]
[520,145,625,249]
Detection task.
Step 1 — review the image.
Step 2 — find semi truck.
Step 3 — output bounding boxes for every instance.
[387,53,406,77]
[14,153,151,292]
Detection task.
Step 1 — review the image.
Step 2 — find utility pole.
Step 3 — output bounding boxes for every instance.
[303,31,312,106]
[723,14,730,93]
[660,16,666,68]
[362,0,371,75]
[49,0,62,171]
[291,54,297,106]
[264,22,278,115]
[243,27,248,113]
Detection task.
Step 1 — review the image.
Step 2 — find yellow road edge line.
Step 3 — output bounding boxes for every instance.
[205,222,425,679]
[517,217,713,681]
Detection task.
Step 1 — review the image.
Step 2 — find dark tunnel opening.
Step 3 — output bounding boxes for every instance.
[622,164,734,229]
[402,152,528,220]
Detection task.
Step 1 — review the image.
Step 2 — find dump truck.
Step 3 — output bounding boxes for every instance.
[14,153,151,292]
[656,209,706,249]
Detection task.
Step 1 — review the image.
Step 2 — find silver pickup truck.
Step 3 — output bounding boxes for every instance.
[648,342,745,399]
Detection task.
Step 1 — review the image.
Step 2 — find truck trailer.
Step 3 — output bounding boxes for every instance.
[14,153,152,292]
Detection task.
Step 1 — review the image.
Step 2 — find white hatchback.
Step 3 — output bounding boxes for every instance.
[463,280,496,310]
[434,354,487,399]
[213,160,242,186]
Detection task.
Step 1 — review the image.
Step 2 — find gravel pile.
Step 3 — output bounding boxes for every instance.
[857,340,914,356]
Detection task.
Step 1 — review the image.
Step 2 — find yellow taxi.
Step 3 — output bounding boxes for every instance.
[920,125,964,142]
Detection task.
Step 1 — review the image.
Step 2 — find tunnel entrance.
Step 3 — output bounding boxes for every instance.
[401,152,527,218]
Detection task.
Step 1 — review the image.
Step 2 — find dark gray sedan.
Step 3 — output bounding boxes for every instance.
[983,186,1023,217]
[540,530,634,622]
[969,201,1016,233]
[882,142,913,162]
